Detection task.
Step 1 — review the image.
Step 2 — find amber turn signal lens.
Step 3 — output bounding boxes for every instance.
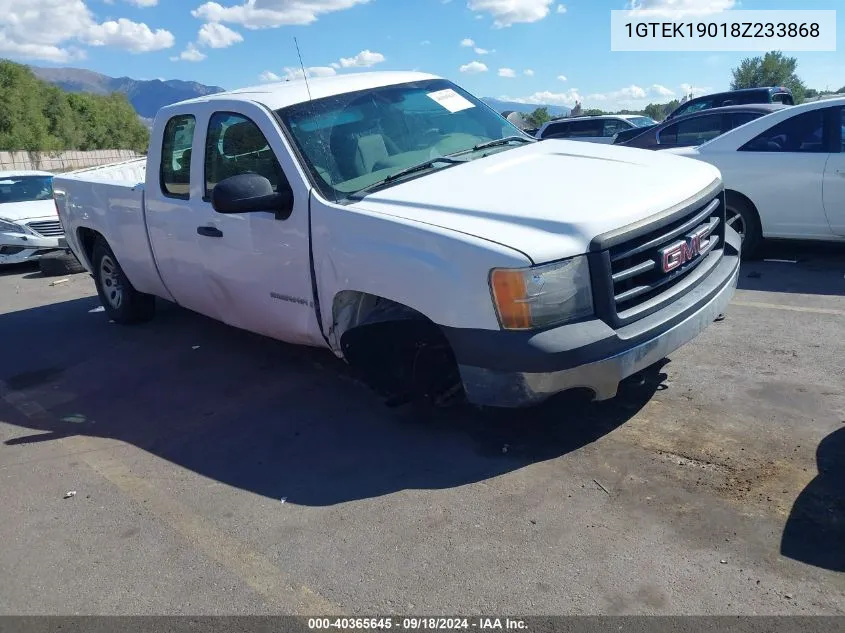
[490,269,532,330]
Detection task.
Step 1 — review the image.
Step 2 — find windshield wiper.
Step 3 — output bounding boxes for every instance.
[351,156,467,197]
[472,135,535,151]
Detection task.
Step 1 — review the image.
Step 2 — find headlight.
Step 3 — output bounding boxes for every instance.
[0,218,26,233]
[490,255,593,330]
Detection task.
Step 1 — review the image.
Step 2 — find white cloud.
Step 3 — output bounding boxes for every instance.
[0,0,175,62]
[501,89,582,107]
[557,3,566,13]
[467,0,553,28]
[557,74,567,81]
[197,22,243,48]
[650,84,675,97]
[421,40,431,45]
[125,0,158,6]
[338,49,385,68]
[498,67,516,78]
[523,69,534,76]
[279,65,337,81]
[192,0,370,29]
[474,47,493,55]
[627,0,734,17]
[680,83,710,97]
[170,43,206,62]
[460,38,475,47]
[587,85,648,102]
[259,70,281,82]
[84,18,174,52]
[504,82,682,110]
[459,61,488,74]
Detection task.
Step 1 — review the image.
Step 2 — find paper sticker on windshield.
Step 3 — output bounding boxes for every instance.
[426,89,475,113]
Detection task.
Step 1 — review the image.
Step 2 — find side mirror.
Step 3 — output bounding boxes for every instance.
[211,173,294,220]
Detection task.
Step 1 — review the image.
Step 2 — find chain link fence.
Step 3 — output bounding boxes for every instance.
[0,149,143,173]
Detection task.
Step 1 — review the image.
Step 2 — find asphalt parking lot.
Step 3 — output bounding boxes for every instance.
[0,243,843,616]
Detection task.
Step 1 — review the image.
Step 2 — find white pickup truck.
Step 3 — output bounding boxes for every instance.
[53,71,740,408]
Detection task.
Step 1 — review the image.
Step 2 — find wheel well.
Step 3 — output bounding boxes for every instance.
[76,227,102,268]
[725,189,759,220]
[332,291,464,406]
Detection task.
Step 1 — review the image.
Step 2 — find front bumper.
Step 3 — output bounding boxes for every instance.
[443,234,740,408]
[0,232,62,265]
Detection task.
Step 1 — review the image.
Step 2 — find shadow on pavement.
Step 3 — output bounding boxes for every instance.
[0,296,667,506]
[738,241,845,297]
[780,427,845,572]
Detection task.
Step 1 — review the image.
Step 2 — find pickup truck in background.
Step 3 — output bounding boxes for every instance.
[53,71,740,408]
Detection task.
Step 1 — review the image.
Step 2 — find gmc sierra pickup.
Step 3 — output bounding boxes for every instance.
[53,71,740,408]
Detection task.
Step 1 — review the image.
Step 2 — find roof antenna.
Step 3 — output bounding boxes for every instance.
[294,37,312,101]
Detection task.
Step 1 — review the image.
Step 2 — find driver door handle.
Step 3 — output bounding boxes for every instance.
[197,226,223,238]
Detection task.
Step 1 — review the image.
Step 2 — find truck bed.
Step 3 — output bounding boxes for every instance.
[53,158,172,301]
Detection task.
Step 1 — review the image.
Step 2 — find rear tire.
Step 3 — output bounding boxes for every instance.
[38,251,85,276]
[91,237,155,324]
[725,193,762,260]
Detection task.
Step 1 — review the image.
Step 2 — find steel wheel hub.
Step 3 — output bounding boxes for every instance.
[99,255,123,310]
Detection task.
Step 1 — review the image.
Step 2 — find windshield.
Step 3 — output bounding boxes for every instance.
[275,79,526,201]
[629,116,658,127]
[0,175,53,204]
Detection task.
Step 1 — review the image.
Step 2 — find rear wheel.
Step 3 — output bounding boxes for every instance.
[725,193,762,259]
[92,237,155,324]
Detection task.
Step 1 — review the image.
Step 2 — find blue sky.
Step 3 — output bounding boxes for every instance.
[1,0,843,110]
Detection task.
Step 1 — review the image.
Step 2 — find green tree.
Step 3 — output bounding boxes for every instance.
[730,51,807,103]
[0,59,149,152]
[805,88,819,99]
[526,107,550,128]
[582,108,606,117]
[837,86,845,94]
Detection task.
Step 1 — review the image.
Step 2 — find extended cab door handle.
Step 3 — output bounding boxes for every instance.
[197,226,223,238]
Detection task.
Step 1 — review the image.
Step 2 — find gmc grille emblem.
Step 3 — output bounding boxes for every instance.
[659,219,718,274]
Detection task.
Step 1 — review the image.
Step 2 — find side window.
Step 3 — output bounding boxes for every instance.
[569,120,603,137]
[660,114,723,146]
[542,122,570,138]
[160,114,196,199]
[840,109,845,152]
[602,119,630,136]
[772,93,792,104]
[677,99,713,117]
[730,112,761,128]
[205,112,289,199]
[740,110,826,153]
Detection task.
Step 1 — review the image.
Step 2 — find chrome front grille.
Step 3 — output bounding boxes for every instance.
[589,187,726,328]
[26,220,64,238]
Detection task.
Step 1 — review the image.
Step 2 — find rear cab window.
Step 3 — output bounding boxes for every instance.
[602,119,631,137]
[568,120,603,138]
[160,114,196,199]
[541,121,571,138]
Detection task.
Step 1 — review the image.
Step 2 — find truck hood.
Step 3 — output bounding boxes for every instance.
[0,199,57,222]
[350,140,721,264]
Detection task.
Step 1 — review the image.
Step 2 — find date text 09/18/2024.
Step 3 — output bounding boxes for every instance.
[307,618,528,630]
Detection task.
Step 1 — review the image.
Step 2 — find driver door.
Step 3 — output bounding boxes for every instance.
[194,100,320,346]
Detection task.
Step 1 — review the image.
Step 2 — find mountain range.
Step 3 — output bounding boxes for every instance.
[30,65,570,122]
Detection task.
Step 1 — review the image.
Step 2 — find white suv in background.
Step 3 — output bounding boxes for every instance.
[536,114,657,144]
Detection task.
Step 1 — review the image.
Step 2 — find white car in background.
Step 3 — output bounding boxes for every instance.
[668,97,845,257]
[0,170,65,265]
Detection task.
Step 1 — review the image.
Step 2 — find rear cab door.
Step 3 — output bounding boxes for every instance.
[144,107,223,320]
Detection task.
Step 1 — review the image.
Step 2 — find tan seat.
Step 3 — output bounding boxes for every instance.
[354,134,390,175]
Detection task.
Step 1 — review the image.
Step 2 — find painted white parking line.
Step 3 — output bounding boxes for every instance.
[732,300,845,317]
